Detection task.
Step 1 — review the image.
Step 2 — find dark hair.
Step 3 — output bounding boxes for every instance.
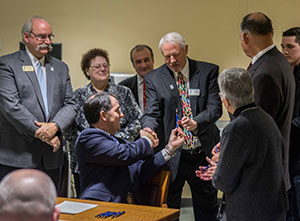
[81,48,110,80]
[282,27,300,45]
[84,92,115,125]
[130,44,154,63]
[241,12,273,35]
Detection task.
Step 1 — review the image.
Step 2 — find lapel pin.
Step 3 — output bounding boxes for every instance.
[170,84,174,90]
[50,67,54,71]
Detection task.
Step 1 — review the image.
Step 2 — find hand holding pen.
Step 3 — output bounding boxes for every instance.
[211,142,220,163]
[195,156,217,181]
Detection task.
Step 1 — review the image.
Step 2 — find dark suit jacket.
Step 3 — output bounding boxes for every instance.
[141,58,222,181]
[119,75,139,104]
[247,46,295,189]
[0,50,77,169]
[76,128,167,203]
[290,64,300,174]
[213,106,287,221]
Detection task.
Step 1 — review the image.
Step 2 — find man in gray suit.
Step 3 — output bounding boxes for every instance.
[0,16,77,189]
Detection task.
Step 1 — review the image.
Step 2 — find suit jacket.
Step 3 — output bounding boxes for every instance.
[213,106,287,221]
[0,50,77,169]
[119,75,139,104]
[247,46,295,189]
[290,64,300,174]
[76,128,167,203]
[141,58,222,181]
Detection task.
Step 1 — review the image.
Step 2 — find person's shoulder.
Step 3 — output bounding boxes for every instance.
[119,75,136,86]
[0,50,22,61]
[111,83,131,94]
[145,64,168,79]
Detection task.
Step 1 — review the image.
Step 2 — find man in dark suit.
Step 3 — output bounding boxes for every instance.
[196,68,288,221]
[76,92,184,202]
[119,45,154,111]
[0,16,77,188]
[141,32,222,220]
[281,27,300,220]
[240,12,295,190]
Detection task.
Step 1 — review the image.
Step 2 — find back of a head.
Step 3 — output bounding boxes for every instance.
[218,68,254,108]
[0,169,57,221]
[240,12,273,35]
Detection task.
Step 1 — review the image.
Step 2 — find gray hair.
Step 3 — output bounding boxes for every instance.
[158,32,187,53]
[218,68,254,108]
[21,16,47,43]
[0,169,57,220]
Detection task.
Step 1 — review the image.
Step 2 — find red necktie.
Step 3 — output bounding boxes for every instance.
[143,80,146,111]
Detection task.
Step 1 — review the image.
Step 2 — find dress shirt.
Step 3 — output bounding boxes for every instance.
[26,47,46,80]
[251,44,275,65]
[137,74,145,110]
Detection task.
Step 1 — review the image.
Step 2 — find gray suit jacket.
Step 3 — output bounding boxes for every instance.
[0,50,77,169]
[248,46,295,189]
[141,58,222,182]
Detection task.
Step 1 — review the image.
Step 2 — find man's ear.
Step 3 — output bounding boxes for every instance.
[242,32,250,45]
[52,207,60,221]
[23,32,30,44]
[222,97,230,109]
[100,110,107,122]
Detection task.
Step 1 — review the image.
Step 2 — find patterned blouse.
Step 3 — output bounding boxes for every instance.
[65,82,142,173]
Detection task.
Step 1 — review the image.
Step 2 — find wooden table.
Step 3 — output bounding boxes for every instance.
[57,197,179,221]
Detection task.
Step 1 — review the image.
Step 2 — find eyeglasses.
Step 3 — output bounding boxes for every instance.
[30,32,54,41]
[89,63,110,71]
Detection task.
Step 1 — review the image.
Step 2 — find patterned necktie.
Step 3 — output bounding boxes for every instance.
[143,80,146,111]
[36,61,48,117]
[177,72,198,149]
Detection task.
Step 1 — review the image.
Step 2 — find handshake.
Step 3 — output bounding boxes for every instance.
[140,127,185,153]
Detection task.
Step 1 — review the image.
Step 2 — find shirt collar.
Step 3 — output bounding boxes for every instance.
[25,46,45,67]
[137,74,144,84]
[173,58,189,80]
[252,44,275,65]
[233,103,256,117]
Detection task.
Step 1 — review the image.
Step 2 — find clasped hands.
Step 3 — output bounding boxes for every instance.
[140,127,185,151]
[34,121,60,152]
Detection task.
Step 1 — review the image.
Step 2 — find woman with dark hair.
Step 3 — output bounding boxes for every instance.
[65,48,142,196]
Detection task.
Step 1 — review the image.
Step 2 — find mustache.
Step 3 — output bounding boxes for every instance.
[36,43,53,52]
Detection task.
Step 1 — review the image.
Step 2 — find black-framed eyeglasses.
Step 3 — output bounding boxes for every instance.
[30,32,54,41]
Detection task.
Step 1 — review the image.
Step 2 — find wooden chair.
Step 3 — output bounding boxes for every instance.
[138,170,171,207]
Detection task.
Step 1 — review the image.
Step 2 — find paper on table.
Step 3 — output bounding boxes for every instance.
[56,200,98,214]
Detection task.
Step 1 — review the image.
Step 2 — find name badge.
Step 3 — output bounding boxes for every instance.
[22,65,34,72]
[189,89,200,96]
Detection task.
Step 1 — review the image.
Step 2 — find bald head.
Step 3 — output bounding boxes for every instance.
[0,169,59,221]
[241,12,273,36]
[240,12,274,58]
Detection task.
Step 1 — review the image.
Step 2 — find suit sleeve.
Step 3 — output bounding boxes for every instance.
[78,133,153,166]
[141,74,162,131]
[0,56,39,141]
[252,73,280,119]
[213,130,248,193]
[52,63,78,133]
[193,65,222,133]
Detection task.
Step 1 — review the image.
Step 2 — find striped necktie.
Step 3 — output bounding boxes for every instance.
[177,72,198,149]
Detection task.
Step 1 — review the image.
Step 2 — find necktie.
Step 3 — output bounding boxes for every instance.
[177,72,198,149]
[143,80,146,111]
[247,62,252,70]
[36,61,48,117]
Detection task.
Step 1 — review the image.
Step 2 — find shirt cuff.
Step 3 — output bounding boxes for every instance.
[161,148,172,161]
[141,136,153,147]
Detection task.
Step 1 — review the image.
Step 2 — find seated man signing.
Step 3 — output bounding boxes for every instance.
[76,92,184,203]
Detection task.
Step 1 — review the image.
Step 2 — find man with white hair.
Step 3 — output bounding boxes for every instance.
[0,169,60,221]
[141,32,222,220]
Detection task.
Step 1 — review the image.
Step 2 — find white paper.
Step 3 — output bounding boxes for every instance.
[56,200,98,214]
